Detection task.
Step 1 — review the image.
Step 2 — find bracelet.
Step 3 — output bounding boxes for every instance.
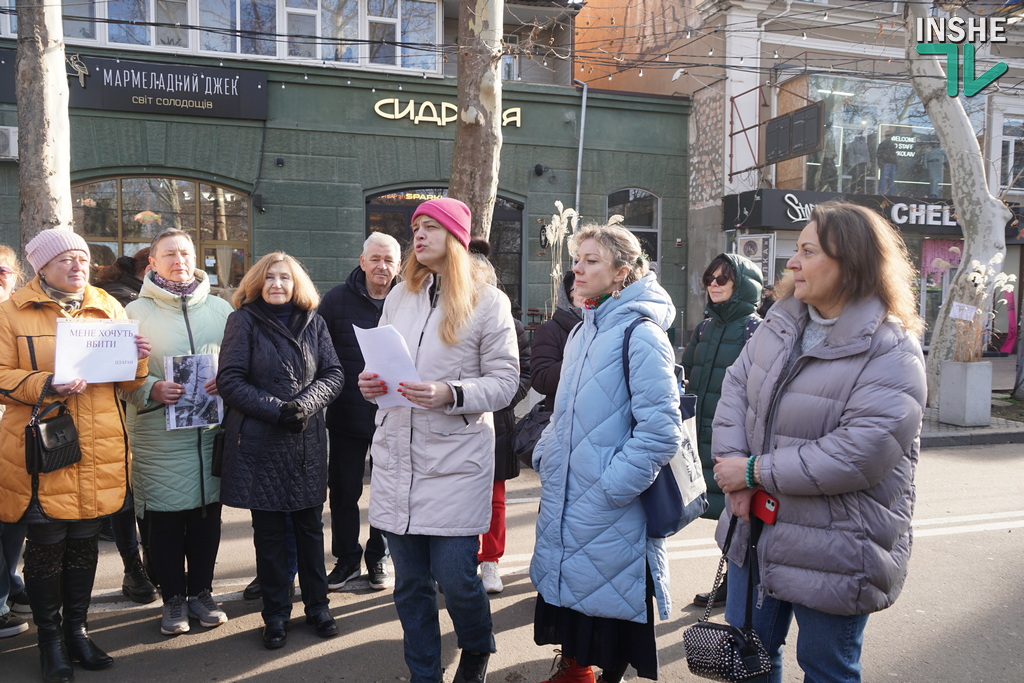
[755,457,764,486]
[745,455,758,489]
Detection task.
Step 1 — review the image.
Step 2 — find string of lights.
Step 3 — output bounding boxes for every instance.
[0,0,1019,93]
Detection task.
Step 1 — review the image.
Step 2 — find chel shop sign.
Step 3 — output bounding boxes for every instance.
[374,98,522,128]
[0,50,268,120]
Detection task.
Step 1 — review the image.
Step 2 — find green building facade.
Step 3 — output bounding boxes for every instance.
[0,47,690,330]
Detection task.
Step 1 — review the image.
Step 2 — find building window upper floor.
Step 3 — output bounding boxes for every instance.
[2,0,440,72]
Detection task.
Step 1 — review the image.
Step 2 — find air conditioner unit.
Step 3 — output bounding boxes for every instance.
[0,126,19,160]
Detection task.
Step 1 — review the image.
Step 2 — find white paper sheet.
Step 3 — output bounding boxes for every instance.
[54,319,139,384]
[353,324,422,409]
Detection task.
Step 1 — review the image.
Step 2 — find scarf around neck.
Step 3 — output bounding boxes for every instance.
[153,272,199,297]
[40,279,84,312]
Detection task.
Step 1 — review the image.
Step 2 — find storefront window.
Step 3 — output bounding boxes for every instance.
[365,188,524,309]
[72,176,250,293]
[607,189,660,266]
[802,76,984,198]
[1,0,441,71]
[1001,117,1024,191]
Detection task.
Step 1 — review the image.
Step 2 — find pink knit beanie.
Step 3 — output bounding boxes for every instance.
[25,229,91,273]
[411,198,472,250]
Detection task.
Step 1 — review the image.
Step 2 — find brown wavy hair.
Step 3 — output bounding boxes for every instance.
[777,201,923,334]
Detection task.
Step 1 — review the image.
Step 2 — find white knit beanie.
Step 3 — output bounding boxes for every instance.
[25,229,91,273]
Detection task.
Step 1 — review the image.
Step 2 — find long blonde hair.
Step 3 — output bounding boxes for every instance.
[403,232,478,346]
[233,252,320,311]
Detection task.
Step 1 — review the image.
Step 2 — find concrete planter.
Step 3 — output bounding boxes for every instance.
[938,360,992,427]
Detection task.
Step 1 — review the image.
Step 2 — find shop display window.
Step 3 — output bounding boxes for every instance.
[73,176,250,293]
[801,76,984,198]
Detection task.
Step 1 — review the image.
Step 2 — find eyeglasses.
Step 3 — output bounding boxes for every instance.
[0,266,14,277]
[703,274,730,287]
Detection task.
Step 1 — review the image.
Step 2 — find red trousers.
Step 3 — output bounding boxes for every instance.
[478,480,505,563]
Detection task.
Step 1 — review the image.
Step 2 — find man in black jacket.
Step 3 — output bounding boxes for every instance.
[318,233,401,590]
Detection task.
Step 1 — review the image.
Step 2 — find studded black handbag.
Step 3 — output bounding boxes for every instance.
[683,516,772,682]
[25,387,82,475]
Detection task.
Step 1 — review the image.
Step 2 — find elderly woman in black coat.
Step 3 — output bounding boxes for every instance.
[217,252,344,650]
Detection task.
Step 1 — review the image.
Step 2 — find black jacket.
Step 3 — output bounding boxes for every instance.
[531,308,581,412]
[98,273,144,307]
[317,267,394,440]
[217,303,344,511]
[493,319,531,481]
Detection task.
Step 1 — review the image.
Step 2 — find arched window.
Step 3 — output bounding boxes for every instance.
[72,176,250,293]
[365,188,524,310]
[607,188,661,269]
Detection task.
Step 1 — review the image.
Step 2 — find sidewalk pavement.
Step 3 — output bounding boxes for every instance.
[921,355,1024,447]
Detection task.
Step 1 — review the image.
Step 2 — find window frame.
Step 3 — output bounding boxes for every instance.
[72,175,251,294]
[606,188,662,268]
[1,0,442,73]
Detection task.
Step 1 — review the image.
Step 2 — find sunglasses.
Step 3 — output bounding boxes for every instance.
[703,274,731,287]
[0,266,14,277]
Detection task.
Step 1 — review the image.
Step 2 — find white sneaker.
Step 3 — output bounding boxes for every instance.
[480,561,503,594]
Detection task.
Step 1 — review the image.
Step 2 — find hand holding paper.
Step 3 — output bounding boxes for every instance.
[354,325,422,409]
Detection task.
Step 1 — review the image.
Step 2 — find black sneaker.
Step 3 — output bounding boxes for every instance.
[452,650,489,683]
[367,562,393,591]
[0,611,29,639]
[326,562,361,591]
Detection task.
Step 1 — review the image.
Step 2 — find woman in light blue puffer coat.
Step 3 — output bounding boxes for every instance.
[531,224,682,683]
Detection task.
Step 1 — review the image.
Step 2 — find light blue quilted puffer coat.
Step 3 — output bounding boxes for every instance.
[530,273,682,623]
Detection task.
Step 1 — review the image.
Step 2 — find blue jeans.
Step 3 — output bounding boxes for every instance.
[386,533,495,683]
[725,560,869,683]
[0,521,27,616]
[879,163,897,194]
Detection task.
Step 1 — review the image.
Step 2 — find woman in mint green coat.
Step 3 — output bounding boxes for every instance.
[122,229,233,637]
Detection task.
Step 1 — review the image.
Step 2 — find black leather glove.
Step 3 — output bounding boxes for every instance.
[278,401,307,433]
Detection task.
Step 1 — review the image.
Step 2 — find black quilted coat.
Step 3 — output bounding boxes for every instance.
[317,266,394,440]
[217,303,344,511]
[492,319,532,481]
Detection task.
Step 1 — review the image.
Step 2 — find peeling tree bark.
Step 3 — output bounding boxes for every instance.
[16,0,74,250]
[450,0,504,241]
[904,2,1010,406]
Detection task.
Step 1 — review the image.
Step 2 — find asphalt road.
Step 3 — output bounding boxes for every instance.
[2,442,1022,682]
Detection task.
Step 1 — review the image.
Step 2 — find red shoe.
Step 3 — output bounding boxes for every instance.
[541,651,595,683]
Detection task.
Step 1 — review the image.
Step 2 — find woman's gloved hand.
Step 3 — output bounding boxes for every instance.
[278,401,309,433]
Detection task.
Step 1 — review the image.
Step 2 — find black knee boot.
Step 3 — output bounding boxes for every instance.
[24,540,74,683]
[62,537,113,670]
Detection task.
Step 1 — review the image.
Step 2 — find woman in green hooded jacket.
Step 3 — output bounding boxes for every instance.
[682,253,762,607]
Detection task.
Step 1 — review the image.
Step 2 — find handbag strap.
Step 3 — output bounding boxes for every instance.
[622,316,656,429]
[28,376,54,426]
[699,513,765,634]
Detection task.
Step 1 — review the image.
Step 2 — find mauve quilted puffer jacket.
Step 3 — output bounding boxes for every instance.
[217,303,343,511]
[712,294,926,616]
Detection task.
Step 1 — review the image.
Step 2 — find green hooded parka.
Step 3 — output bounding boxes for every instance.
[681,253,763,519]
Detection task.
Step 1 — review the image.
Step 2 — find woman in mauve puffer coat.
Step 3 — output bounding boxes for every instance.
[217,252,343,650]
[712,202,927,682]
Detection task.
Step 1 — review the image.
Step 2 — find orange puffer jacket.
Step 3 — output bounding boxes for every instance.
[0,277,148,523]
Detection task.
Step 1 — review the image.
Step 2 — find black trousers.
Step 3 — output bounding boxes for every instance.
[251,506,330,622]
[143,503,222,600]
[327,430,388,567]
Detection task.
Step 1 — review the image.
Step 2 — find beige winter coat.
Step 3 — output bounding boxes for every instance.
[367,277,519,536]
